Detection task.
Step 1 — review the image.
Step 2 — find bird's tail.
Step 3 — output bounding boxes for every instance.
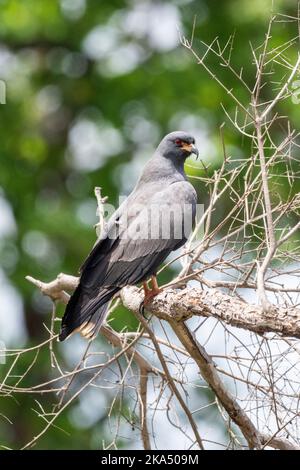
[73,303,109,340]
[59,284,118,341]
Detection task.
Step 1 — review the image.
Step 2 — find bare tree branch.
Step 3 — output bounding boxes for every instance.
[10,8,300,451]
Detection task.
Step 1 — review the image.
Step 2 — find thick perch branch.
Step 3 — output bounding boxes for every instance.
[121,285,300,340]
[27,274,300,339]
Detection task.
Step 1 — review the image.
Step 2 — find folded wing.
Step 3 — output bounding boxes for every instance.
[59,181,196,340]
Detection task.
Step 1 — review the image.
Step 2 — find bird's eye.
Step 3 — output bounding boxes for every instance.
[175,139,182,146]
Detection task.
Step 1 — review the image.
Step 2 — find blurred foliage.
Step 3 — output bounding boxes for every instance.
[0,0,299,450]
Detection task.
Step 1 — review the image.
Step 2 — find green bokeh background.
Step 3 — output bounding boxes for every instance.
[0,0,299,450]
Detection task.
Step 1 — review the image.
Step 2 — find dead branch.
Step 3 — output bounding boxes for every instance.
[121,285,300,340]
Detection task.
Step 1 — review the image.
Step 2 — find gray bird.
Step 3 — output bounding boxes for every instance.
[59,131,198,341]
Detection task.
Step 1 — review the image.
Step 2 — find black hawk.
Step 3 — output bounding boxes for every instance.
[59,131,198,341]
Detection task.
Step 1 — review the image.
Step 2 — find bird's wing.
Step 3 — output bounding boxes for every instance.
[79,195,130,273]
[59,181,196,340]
[82,180,196,287]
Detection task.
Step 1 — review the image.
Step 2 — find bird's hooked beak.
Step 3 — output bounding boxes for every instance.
[190,143,199,159]
[181,142,199,159]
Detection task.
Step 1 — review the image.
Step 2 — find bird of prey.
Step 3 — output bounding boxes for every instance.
[59,131,198,341]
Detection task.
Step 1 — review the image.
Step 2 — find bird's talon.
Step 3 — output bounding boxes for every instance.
[139,301,150,319]
[142,311,148,320]
[139,300,145,316]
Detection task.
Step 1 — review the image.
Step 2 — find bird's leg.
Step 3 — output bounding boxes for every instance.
[150,275,161,296]
[140,282,150,317]
[143,281,150,296]
[139,276,161,317]
[142,275,161,305]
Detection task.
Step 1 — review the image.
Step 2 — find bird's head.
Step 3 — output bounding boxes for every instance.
[157,131,199,161]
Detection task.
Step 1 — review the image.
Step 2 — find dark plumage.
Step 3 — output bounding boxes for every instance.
[59,131,198,341]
